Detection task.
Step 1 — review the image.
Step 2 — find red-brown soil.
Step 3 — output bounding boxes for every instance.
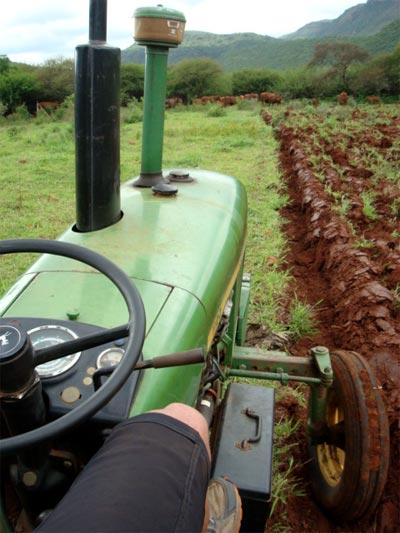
[264,105,399,532]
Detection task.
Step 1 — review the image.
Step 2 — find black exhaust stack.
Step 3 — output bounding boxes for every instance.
[74,0,121,232]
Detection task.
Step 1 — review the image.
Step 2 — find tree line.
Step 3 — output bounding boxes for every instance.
[0,42,398,115]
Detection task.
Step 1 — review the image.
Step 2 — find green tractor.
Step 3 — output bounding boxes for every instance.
[0,3,389,531]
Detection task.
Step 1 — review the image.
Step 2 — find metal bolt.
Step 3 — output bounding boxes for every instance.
[22,471,38,487]
[314,346,328,354]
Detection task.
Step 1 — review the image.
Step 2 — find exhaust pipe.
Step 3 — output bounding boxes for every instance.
[132,6,186,188]
[74,0,121,232]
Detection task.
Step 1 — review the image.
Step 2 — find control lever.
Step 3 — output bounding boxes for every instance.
[93,348,204,391]
[135,348,204,369]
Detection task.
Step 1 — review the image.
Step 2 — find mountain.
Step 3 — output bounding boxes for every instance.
[284,0,399,39]
[122,21,399,71]
[122,0,400,71]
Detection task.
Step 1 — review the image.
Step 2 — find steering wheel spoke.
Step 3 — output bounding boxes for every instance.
[33,323,130,366]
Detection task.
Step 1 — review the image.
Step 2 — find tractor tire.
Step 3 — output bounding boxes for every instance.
[307,350,389,522]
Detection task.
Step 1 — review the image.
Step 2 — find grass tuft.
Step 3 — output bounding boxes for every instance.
[288,296,320,338]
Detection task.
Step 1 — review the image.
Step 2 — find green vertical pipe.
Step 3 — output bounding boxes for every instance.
[134,46,169,187]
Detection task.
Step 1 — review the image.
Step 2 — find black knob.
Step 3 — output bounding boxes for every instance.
[0,321,35,394]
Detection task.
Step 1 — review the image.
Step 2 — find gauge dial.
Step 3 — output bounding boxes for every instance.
[97,348,124,369]
[28,325,81,378]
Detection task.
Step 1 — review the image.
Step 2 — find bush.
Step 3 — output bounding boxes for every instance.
[34,58,74,103]
[7,104,32,122]
[167,58,226,103]
[236,98,259,111]
[122,98,143,124]
[120,64,145,105]
[232,68,282,95]
[206,104,227,117]
[0,69,39,113]
[350,45,400,96]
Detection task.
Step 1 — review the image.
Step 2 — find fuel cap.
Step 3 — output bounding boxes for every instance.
[152,183,178,196]
[167,170,193,183]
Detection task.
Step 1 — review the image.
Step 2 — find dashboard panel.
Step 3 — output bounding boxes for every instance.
[9,317,141,426]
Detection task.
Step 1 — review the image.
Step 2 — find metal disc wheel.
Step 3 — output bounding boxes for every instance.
[307,350,389,522]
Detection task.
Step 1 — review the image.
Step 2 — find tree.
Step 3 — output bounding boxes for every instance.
[382,44,400,95]
[0,56,10,75]
[232,68,282,96]
[120,63,145,105]
[350,44,400,96]
[278,68,318,99]
[167,58,226,103]
[0,70,39,113]
[34,58,74,102]
[308,42,369,92]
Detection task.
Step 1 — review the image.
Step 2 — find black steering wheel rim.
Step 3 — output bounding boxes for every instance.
[0,238,146,454]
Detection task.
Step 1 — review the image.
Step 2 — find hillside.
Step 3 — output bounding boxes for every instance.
[121,19,400,71]
[285,0,399,39]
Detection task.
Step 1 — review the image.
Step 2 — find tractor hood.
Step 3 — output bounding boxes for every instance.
[1,169,247,359]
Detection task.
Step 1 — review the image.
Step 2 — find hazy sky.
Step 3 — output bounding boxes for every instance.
[1,0,367,65]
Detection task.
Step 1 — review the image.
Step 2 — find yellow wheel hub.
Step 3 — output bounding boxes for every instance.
[317,394,345,487]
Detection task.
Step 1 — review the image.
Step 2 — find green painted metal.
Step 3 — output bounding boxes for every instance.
[133,6,185,187]
[134,6,186,21]
[139,47,169,179]
[2,273,170,331]
[129,288,208,414]
[309,346,333,385]
[229,346,324,385]
[1,170,247,412]
[227,368,322,385]
[236,273,251,346]
[306,346,333,443]
[232,346,319,376]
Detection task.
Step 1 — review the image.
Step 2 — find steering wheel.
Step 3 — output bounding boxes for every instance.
[0,239,146,454]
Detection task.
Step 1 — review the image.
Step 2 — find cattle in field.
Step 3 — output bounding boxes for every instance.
[219,96,237,107]
[259,92,282,105]
[241,93,258,101]
[204,95,220,104]
[366,95,381,105]
[37,101,60,113]
[192,95,220,105]
[337,92,349,105]
[165,97,183,109]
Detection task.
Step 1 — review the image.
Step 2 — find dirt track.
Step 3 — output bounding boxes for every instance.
[267,104,399,532]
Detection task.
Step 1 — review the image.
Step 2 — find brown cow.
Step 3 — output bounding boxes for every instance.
[366,95,381,105]
[219,96,237,107]
[242,93,258,101]
[259,92,282,105]
[165,97,183,109]
[337,92,349,105]
[37,101,60,113]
